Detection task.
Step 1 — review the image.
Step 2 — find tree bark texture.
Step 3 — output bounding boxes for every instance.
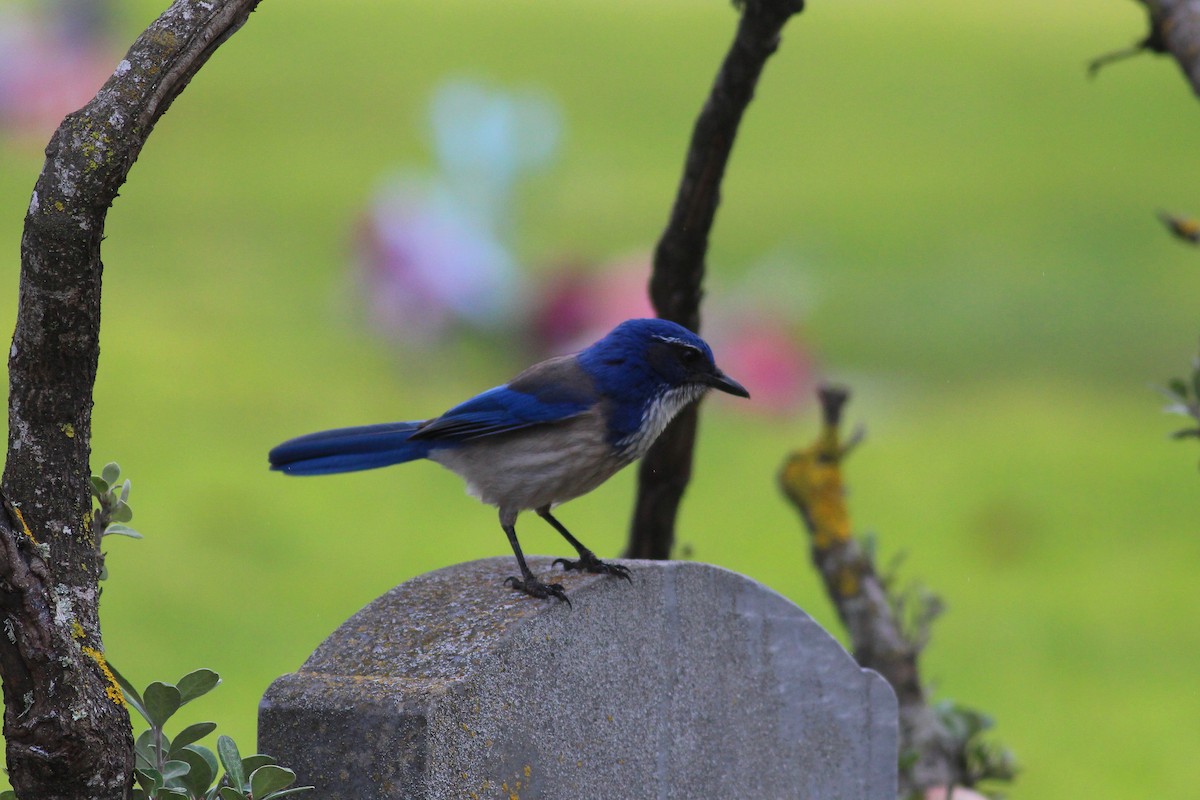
[626,0,805,559]
[1,2,262,797]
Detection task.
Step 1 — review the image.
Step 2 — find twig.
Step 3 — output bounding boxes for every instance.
[1087,30,1165,78]
[1157,209,1200,244]
[1099,1,1200,96]
[0,3,262,797]
[1146,0,1200,96]
[626,0,805,559]
[779,386,958,797]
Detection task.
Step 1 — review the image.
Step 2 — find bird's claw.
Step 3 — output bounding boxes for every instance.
[504,575,571,605]
[553,553,633,583]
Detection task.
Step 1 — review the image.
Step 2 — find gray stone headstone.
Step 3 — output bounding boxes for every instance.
[259,558,897,799]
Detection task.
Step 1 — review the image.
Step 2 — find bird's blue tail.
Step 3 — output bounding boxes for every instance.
[268,421,431,475]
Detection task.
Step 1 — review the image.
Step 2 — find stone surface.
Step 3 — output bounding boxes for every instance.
[259,557,898,799]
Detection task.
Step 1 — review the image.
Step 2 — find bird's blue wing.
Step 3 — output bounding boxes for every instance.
[412,355,596,442]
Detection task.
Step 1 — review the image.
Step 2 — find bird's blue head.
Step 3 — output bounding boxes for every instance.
[577,318,749,454]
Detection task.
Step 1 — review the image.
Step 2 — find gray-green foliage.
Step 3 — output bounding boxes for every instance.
[0,667,311,800]
[91,461,142,541]
[934,700,1019,799]
[1162,347,1200,466]
[113,666,312,800]
[90,461,140,583]
[0,462,313,800]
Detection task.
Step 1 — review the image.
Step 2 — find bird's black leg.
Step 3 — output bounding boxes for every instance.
[500,515,570,604]
[538,507,632,582]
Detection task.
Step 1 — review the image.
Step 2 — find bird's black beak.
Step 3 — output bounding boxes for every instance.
[702,368,750,398]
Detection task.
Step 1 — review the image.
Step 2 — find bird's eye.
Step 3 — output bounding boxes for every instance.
[679,346,702,365]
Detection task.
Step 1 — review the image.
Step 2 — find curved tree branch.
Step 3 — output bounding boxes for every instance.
[1,2,262,797]
[1095,2,1200,95]
[780,388,1016,797]
[1142,0,1200,96]
[779,388,953,796]
[626,0,805,558]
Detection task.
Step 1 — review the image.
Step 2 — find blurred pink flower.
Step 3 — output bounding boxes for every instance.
[714,319,816,417]
[531,255,816,416]
[0,6,117,143]
[531,253,654,355]
[353,181,520,343]
[351,79,561,345]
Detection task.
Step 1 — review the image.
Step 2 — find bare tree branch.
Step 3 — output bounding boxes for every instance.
[1,2,262,797]
[1093,1,1200,95]
[779,387,957,797]
[626,0,804,559]
[1142,0,1200,96]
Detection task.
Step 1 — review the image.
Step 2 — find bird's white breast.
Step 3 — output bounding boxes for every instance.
[429,408,630,514]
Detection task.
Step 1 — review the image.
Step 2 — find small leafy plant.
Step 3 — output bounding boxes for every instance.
[92,461,142,540]
[1162,347,1200,466]
[113,666,312,800]
[0,462,311,800]
[934,700,1018,798]
[0,666,309,800]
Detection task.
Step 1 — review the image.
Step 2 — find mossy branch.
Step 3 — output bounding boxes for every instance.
[0,2,263,798]
[779,386,1015,798]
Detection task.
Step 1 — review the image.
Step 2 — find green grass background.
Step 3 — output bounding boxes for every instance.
[2,0,1199,796]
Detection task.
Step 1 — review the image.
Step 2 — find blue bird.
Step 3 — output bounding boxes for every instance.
[268,318,749,602]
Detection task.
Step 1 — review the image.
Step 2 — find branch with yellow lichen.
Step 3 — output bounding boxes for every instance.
[779,386,1015,799]
[0,2,264,798]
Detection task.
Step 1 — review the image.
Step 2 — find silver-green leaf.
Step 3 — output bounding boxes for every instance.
[144,681,182,728]
[175,746,216,796]
[178,668,220,705]
[161,759,190,782]
[217,735,245,791]
[110,500,133,523]
[170,721,218,757]
[240,754,275,776]
[250,764,296,798]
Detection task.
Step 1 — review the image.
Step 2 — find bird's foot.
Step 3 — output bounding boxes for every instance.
[553,552,633,582]
[504,575,571,605]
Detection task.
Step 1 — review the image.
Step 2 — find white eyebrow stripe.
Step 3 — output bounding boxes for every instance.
[651,335,701,350]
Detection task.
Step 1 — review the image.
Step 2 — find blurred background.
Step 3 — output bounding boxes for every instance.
[2,0,1199,796]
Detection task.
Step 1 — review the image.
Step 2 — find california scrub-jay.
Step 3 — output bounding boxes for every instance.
[268,318,749,601]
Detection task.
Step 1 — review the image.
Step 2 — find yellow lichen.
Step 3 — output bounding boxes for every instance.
[8,503,36,544]
[60,422,75,438]
[149,29,178,49]
[81,646,125,707]
[70,619,86,640]
[778,415,852,551]
[836,565,860,598]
